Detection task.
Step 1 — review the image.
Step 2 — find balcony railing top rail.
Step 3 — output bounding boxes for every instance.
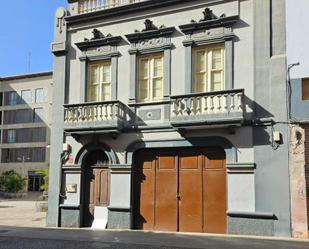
[170,89,244,100]
[64,100,124,108]
[78,0,148,14]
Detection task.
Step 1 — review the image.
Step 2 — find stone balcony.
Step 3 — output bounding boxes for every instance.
[170,89,245,128]
[77,0,147,14]
[63,101,126,133]
[63,90,245,133]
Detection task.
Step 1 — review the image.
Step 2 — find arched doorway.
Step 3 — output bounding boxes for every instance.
[82,149,110,227]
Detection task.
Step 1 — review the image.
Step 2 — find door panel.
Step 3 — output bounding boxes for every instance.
[155,155,177,231]
[98,170,109,206]
[203,170,227,233]
[135,152,156,230]
[179,154,203,233]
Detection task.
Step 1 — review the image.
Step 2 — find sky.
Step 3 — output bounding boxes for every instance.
[0,0,68,77]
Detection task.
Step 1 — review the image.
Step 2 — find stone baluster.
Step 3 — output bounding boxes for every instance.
[203,96,208,114]
[223,94,228,113]
[216,94,222,113]
[184,98,190,116]
[190,97,195,114]
[172,100,178,117]
[209,96,214,114]
[104,104,108,120]
[236,92,243,111]
[64,109,68,123]
[84,106,89,121]
[230,93,235,112]
[77,106,82,121]
[110,103,115,120]
[91,0,95,11]
[114,103,119,119]
[93,105,98,121]
[195,96,202,115]
[71,108,75,122]
[84,0,89,13]
[79,0,84,13]
[68,108,73,122]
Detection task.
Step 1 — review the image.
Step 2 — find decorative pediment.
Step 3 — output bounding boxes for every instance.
[179,8,239,35]
[75,29,122,51]
[125,19,175,44]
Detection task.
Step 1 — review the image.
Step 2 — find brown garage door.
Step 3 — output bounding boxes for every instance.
[133,147,226,233]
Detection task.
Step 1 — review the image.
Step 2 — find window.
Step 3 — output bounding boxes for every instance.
[1,147,46,163]
[0,92,3,106]
[35,88,46,103]
[33,108,45,123]
[5,91,18,106]
[302,79,309,100]
[138,54,164,102]
[3,128,46,143]
[3,109,33,124]
[87,61,112,102]
[7,130,16,144]
[193,45,225,93]
[28,172,45,192]
[21,90,32,104]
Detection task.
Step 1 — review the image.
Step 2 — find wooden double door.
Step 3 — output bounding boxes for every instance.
[133,148,226,233]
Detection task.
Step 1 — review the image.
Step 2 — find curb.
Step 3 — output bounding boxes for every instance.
[28,227,309,243]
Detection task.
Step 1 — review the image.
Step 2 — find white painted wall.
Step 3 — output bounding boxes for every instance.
[286,0,309,79]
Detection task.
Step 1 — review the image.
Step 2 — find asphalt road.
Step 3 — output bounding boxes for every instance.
[0,226,308,249]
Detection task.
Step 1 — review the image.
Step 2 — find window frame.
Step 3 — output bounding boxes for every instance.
[33,108,45,123]
[35,88,46,103]
[6,91,18,106]
[21,89,32,104]
[7,129,16,144]
[87,60,112,103]
[137,53,164,103]
[192,44,225,93]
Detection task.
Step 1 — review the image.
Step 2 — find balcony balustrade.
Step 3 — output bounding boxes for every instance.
[170,89,244,127]
[78,0,147,14]
[63,90,245,133]
[64,101,126,132]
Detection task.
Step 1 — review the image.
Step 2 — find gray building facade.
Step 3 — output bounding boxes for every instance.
[0,72,53,192]
[47,0,292,237]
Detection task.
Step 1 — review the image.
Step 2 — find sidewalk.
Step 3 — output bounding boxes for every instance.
[0,194,46,228]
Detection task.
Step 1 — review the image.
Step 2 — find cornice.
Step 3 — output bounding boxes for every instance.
[179,15,239,35]
[125,27,175,44]
[75,36,122,51]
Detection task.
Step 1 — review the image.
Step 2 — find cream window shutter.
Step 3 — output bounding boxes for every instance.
[138,53,164,102]
[193,45,225,93]
[87,61,112,102]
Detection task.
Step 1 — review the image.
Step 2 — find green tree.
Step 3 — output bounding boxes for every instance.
[0,170,25,193]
